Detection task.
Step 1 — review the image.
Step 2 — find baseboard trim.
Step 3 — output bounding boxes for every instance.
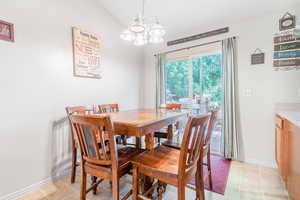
[0,169,70,200]
[244,158,276,168]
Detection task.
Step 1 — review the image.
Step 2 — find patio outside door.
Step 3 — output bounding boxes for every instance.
[164,45,223,153]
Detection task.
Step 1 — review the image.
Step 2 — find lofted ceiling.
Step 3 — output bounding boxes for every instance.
[97,0,299,38]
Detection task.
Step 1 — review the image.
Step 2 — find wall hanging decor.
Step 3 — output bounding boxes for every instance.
[72,27,102,79]
[273,12,300,71]
[279,12,296,31]
[251,48,265,65]
[0,20,14,42]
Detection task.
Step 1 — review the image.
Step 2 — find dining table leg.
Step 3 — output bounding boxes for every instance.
[135,137,141,149]
[145,132,155,150]
[167,124,173,140]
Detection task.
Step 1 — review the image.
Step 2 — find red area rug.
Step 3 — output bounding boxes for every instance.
[190,154,231,195]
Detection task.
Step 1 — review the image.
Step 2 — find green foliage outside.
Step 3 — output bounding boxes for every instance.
[165,54,222,106]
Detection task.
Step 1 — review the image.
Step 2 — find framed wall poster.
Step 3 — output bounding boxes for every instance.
[0,20,14,42]
[72,27,102,79]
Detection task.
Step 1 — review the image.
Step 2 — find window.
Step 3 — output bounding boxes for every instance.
[165,54,222,112]
[164,44,223,153]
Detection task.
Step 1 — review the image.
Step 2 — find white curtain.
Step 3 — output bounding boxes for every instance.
[221,37,243,160]
[155,53,167,107]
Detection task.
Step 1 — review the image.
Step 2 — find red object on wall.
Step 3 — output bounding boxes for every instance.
[0,20,14,42]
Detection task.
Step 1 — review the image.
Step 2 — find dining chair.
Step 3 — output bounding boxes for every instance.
[70,114,143,200]
[98,104,134,146]
[132,114,210,200]
[154,104,182,144]
[98,104,119,113]
[163,109,219,189]
[65,106,94,183]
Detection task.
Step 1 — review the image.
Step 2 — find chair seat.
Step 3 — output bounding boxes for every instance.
[131,146,181,185]
[162,139,181,149]
[154,131,168,138]
[86,147,143,179]
[154,127,168,137]
[118,147,144,166]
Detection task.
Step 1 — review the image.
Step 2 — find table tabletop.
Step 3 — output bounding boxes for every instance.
[80,108,188,150]
[108,108,187,127]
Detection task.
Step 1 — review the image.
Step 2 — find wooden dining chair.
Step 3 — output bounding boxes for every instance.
[162,109,219,189]
[66,106,95,183]
[98,104,133,146]
[132,114,210,200]
[70,114,143,200]
[98,104,119,113]
[154,104,182,144]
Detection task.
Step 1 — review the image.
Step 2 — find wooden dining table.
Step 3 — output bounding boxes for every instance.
[106,108,188,150]
[78,108,188,197]
[107,108,189,196]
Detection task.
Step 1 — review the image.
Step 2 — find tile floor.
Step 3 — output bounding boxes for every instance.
[17,161,289,200]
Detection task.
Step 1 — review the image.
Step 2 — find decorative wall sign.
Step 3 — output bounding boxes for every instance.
[279,12,296,31]
[0,20,14,42]
[274,59,300,67]
[274,50,300,59]
[167,27,229,46]
[251,48,265,65]
[72,27,101,79]
[274,42,300,51]
[274,34,300,43]
[273,29,300,70]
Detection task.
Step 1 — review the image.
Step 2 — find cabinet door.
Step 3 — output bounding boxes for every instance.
[287,122,300,200]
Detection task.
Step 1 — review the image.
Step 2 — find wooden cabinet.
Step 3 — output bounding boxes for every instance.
[275,114,300,200]
[286,122,300,200]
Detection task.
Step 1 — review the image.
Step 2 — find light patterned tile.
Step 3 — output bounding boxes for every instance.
[17,190,47,200]
[240,190,265,200]
[16,161,290,200]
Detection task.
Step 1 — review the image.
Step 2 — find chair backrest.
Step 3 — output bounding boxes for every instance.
[178,114,210,176]
[66,106,93,144]
[70,114,118,168]
[98,104,119,113]
[66,106,90,116]
[204,109,219,146]
[160,104,182,110]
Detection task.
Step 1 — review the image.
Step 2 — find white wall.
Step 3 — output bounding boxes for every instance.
[141,5,300,167]
[0,0,143,197]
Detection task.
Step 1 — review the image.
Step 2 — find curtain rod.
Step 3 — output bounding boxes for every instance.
[154,36,236,56]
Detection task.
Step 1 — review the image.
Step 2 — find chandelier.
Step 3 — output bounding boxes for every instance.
[120,0,166,46]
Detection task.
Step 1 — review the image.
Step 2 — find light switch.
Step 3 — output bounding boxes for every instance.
[243,89,252,97]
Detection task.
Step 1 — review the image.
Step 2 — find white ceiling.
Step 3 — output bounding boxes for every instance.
[98,0,299,38]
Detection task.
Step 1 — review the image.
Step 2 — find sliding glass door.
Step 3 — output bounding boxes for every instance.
[164,49,223,153]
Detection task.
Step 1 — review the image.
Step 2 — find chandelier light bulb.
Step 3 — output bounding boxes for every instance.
[134,34,147,46]
[149,23,166,37]
[130,15,145,33]
[120,29,136,41]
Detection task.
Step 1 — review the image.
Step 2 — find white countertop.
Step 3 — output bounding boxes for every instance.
[277,111,300,128]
